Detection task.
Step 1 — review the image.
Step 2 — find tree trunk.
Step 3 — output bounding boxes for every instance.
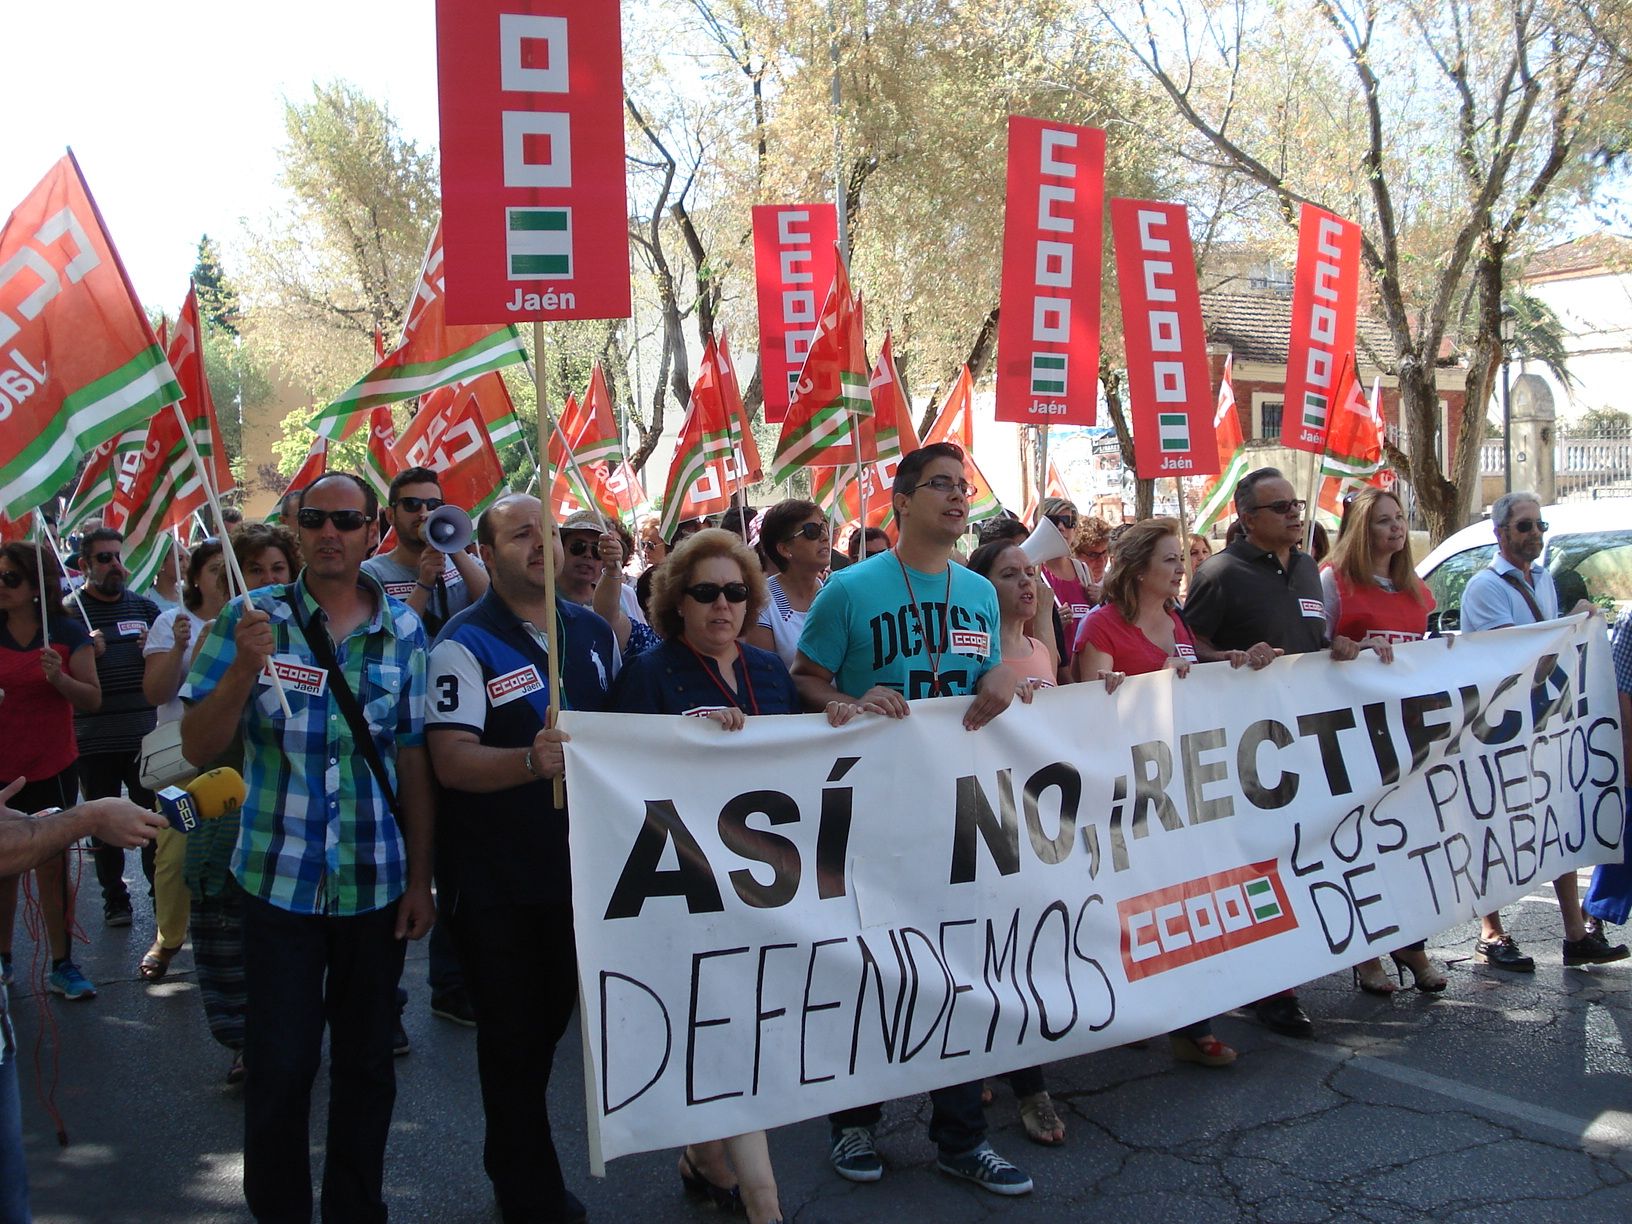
[1101,360,1153,519]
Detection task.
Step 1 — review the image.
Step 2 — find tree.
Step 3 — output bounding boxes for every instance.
[1100,0,1630,542]
[192,235,240,335]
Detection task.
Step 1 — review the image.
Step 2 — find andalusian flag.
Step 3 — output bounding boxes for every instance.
[362,405,402,503]
[717,332,763,485]
[310,222,528,438]
[769,257,871,483]
[658,358,736,541]
[391,384,507,517]
[812,330,921,528]
[0,154,182,519]
[921,365,1001,523]
[1195,355,1248,533]
[266,435,328,523]
[1318,357,1385,518]
[62,436,120,528]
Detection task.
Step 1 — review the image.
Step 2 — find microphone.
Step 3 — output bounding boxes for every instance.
[155,767,247,834]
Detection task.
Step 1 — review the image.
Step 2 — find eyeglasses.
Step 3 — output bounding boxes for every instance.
[1046,515,1078,531]
[296,508,371,532]
[908,475,975,497]
[565,537,601,559]
[391,496,444,513]
[788,522,826,542]
[1080,548,1108,560]
[91,551,122,566]
[683,581,750,604]
[640,539,665,553]
[1511,518,1549,534]
[0,570,25,589]
[1249,499,1307,516]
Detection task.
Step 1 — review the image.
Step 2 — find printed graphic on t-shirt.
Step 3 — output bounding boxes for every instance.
[864,600,995,699]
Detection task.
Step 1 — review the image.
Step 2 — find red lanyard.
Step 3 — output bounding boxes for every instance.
[681,639,760,714]
[893,548,953,696]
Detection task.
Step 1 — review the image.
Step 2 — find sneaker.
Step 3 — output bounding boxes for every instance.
[104,901,133,928]
[47,961,96,1000]
[1474,934,1535,972]
[1563,929,1630,966]
[392,1018,411,1056]
[1253,995,1314,1038]
[829,1126,883,1182]
[226,1051,246,1086]
[936,1141,1033,1196]
[430,986,478,1027]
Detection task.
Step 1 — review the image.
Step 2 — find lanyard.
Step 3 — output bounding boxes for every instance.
[893,548,953,697]
[680,639,760,714]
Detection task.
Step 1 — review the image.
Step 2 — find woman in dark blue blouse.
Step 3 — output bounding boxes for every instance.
[612,528,868,1224]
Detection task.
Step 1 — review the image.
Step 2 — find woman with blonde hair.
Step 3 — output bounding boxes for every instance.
[1321,486,1446,994]
[1036,498,1096,663]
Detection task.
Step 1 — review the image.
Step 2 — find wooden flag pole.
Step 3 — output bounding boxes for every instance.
[531,322,566,806]
[32,511,53,649]
[1173,475,1192,578]
[1302,452,1322,555]
[36,513,92,631]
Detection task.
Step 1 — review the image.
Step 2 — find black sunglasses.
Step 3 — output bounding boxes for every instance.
[1046,514,1078,530]
[566,538,601,559]
[90,550,122,565]
[0,570,25,589]
[1250,499,1307,516]
[1511,518,1549,534]
[391,496,445,513]
[297,508,371,532]
[788,522,827,542]
[683,581,750,604]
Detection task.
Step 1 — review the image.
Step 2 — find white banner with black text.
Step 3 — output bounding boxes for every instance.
[562,616,1625,1164]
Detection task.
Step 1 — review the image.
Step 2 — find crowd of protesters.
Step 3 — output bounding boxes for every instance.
[1,450,1629,1224]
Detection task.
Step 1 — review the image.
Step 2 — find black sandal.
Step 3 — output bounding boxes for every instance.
[139,943,182,982]
[679,1150,741,1212]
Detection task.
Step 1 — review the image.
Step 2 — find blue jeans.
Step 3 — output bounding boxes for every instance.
[830,1079,987,1156]
[0,1045,28,1224]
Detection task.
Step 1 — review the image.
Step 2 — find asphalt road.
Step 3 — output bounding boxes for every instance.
[9,861,1631,1222]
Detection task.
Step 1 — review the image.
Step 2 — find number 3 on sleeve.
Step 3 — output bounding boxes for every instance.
[435,673,459,713]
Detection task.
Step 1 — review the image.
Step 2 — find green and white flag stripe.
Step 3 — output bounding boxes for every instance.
[488,411,524,449]
[658,425,734,541]
[1320,453,1382,480]
[311,329,528,437]
[770,374,871,484]
[1194,444,1250,534]
[1158,413,1190,452]
[0,346,181,520]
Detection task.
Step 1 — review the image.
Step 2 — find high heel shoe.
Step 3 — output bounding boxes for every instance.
[1351,959,1399,996]
[1391,950,1447,993]
[679,1151,743,1212]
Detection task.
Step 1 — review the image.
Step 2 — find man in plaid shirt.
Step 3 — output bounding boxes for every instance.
[182,471,436,1223]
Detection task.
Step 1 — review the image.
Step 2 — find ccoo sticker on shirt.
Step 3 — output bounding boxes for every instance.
[1176,642,1198,660]
[116,620,147,636]
[487,665,545,706]
[382,581,419,599]
[950,630,992,656]
[265,656,327,696]
[1299,598,1325,619]
[683,705,731,718]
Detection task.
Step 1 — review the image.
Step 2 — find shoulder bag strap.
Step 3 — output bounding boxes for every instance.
[293,596,401,815]
[1493,568,1547,624]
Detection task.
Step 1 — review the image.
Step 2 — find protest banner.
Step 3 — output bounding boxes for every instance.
[563,616,1624,1164]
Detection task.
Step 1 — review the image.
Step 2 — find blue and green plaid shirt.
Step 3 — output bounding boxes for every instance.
[180,573,426,917]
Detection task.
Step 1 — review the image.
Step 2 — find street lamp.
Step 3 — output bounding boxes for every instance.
[1500,304,1517,494]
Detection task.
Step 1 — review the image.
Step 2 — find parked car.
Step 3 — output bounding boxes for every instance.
[1416,499,1632,633]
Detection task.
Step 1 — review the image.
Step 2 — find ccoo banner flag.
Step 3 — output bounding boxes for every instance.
[1281,203,1363,454]
[563,616,1623,1163]
[995,116,1104,426]
[751,205,839,423]
[1109,200,1219,479]
[435,0,630,324]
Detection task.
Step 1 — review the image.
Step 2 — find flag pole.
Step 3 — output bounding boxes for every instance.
[169,400,291,717]
[36,512,92,632]
[1173,475,1191,574]
[530,322,566,807]
[32,511,54,649]
[523,354,614,536]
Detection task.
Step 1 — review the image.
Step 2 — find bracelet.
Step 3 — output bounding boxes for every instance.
[523,747,539,778]
[416,581,436,592]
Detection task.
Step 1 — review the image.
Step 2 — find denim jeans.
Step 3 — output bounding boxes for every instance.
[0,1040,28,1224]
[830,1078,987,1156]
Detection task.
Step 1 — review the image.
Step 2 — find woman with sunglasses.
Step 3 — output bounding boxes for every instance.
[1320,487,1448,995]
[138,539,229,982]
[747,499,828,669]
[1035,498,1097,668]
[612,529,868,1224]
[0,542,102,997]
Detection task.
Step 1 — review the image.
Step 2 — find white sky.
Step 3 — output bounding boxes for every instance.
[0,0,445,313]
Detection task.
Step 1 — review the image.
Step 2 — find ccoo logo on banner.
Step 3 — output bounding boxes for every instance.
[562,616,1625,1167]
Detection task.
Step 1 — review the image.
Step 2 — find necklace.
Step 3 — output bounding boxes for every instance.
[893,548,953,696]
[680,638,760,714]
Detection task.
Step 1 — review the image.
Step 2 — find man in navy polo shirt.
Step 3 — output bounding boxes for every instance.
[426,494,617,1224]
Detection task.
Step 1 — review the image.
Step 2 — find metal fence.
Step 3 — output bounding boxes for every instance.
[1478,423,1632,502]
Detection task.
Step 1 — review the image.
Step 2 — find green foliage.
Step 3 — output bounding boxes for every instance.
[192,235,240,335]
[271,405,367,480]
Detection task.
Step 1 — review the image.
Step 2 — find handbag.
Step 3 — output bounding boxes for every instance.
[138,719,197,790]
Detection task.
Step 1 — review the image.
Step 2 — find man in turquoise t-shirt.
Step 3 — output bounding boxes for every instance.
[792,441,1032,1196]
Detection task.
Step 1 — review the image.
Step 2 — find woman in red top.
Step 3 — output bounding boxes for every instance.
[0,542,102,996]
[1072,519,1248,1066]
[1321,487,1446,995]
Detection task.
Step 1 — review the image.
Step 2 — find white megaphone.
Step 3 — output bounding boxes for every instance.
[1019,516,1071,567]
[422,504,474,553]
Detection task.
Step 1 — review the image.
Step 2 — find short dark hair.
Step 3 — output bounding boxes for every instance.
[1233,467,1285,517]
[232,523,301,574]
[847,525,890,561]
[299,471,378,519]
[978,516,1029,546]
[388,466,440,504]
[183,539,226,611]
[221,507,244,526]
[893,442,965,499]
[759,499,824,571]
[80,526,124,558]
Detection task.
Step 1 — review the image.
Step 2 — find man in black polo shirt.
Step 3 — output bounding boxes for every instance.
[1184,467,1360,1038]
[73,527,162,928]
[426,494,617,1224]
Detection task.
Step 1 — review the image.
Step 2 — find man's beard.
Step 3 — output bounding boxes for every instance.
[94,572,125,596]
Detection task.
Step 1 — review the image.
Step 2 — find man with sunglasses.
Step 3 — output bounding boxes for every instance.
[792,441,1034,1198]
[1460,491,1627,971]
[1183,467,1363,1040]
[426,493,617,1224]
[181,471,436,1223]
[362,466,490,640]
[558,509,644,654]
[73,527,163,929]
